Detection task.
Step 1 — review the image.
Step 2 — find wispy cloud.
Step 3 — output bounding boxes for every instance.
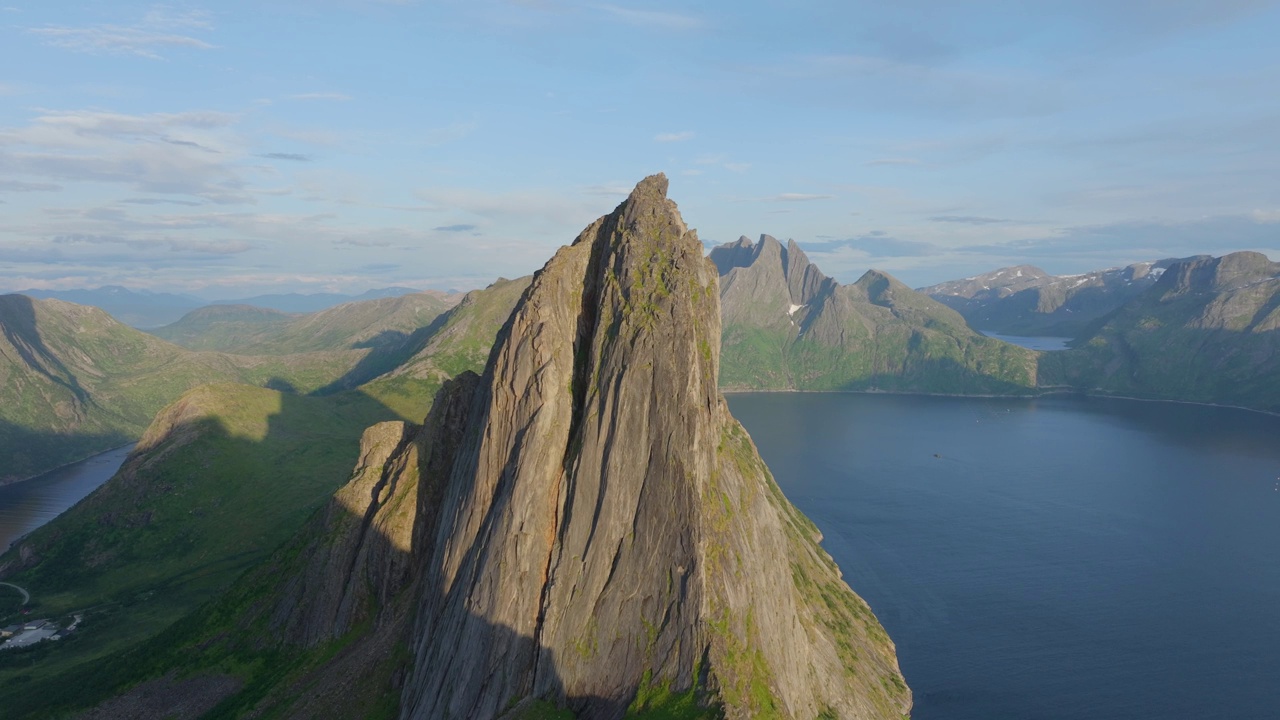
[288,92,353,101]
[336,237,392,248]
[594,4,701,30]
[0,109,251,203]
[655,130,694,143]
[0,180,61,192]
[803,232,937,258]
[433,224,477,232]
[930,215,1007,225]
[52,233,251,255]
[259,152,312,162]
[581,183,631,197]
[27,7,216,60]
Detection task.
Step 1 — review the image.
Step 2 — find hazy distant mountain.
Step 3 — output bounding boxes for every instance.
[1041,251,1280,412]
[210,286,451,313]
[0,290,464,482]
[921,260,1179,337]
[713,235,1037,392]
[15,286,204,328]
[152,293,454,356]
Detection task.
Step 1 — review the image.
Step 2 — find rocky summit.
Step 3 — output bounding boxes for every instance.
[394,174,909,719]
[244,175,910,719]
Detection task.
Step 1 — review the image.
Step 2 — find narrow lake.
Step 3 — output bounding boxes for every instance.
[0,446,134,552]
[728,393,1280,720]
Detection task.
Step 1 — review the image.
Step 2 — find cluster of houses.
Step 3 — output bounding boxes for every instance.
[0,615,78,650]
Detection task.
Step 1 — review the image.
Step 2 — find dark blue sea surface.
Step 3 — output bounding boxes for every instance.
[728,393,1280,720]
[0,445,134,551]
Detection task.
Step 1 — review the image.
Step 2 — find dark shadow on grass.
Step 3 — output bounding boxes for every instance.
[313,310,455,395]
[0,385,409,718]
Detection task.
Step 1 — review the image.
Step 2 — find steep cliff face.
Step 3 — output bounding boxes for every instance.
[395,175,909,719]
[710,236,1037,393]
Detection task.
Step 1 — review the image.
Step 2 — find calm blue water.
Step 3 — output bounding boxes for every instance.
[728,393,1280,720]
[0,446,134,552]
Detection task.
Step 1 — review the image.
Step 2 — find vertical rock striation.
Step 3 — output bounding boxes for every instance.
[397,175,910,719]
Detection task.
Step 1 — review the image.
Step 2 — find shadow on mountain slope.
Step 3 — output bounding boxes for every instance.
[0,420,133,487]
[0,395,617,720]
[0,384,407,718]
[313,311,454,396]
[0,295,90,403]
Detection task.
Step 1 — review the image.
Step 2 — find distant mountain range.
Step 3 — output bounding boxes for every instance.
[713,235,1038,393]
[1040,251,1280,411]
[920,260,1179,337]
[12,285,449,329]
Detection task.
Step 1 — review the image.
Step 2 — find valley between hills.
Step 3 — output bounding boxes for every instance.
[1,176,1278,719]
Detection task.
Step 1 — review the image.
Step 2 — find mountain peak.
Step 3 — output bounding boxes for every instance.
[393,178,909,719]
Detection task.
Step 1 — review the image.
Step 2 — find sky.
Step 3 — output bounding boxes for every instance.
[1,0,1279,297]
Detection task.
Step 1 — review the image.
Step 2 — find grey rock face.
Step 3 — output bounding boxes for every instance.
[396,176,910,719]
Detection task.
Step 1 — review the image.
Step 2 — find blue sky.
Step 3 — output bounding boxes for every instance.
[1,0,1278,297]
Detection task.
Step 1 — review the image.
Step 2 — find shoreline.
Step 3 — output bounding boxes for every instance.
[0,443,135,489]
[720,386,1280,418]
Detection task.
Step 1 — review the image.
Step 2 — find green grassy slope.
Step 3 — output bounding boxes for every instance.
[718,266,1038,393]
[151,293,455,356]
[0,295,253,482]
[1039,251,1280,412]
[359,277,529,420]
[0,292,460,483]
[0,383,401,714]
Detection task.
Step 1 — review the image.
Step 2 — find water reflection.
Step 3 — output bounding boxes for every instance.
[0,445,134,551]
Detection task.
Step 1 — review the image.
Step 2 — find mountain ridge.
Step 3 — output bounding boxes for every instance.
[713,235,1038,393]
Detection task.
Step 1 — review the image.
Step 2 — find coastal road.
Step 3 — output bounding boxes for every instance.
[0,581,29,605]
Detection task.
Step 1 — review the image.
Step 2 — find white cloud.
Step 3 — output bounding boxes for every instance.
[593,4,701,30]
[288,92,353,101]
[0,109,251,203]
[655,130,694,143]
[27,7,216,59]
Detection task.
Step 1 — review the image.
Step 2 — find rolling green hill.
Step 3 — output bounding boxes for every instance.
[0,292,466,483]
[0,383,401,715]
[358,277,529,421]
[714,235,1038,393]
[151,292,456,356]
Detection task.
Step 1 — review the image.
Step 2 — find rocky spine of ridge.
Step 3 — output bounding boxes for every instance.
[710,235,1038,392]
[373,175,910,719]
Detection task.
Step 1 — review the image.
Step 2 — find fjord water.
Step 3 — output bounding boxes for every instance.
[729,393,1280,720]
[0,445,133,551]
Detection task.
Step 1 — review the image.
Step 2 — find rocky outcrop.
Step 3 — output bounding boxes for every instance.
[388,176,909,719]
